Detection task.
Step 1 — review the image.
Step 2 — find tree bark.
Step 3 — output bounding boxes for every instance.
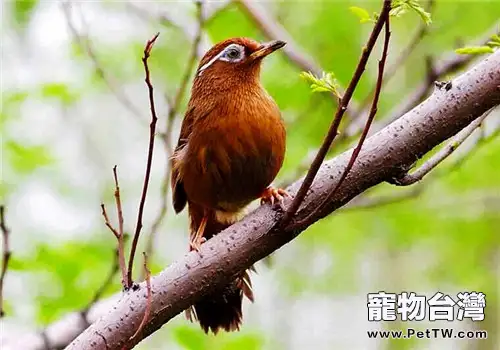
[6,50,500,350]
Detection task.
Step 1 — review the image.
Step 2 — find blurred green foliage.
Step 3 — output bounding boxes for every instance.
[11,0,38,30]
[9,239,120,323]
[2,0,499,349]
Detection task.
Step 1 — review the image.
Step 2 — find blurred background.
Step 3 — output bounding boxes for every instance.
[1,0,499,349]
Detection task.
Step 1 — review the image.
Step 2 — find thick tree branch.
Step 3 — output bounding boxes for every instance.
[388,109,492,186]
[47,49,500,350]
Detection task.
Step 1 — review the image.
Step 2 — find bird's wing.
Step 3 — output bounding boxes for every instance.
[171,105,194,214]
[171,102,215,213]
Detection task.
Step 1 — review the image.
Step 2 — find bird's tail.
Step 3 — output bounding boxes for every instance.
[186,203,254,334]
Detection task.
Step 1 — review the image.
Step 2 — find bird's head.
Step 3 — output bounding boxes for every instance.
[192,37,286,94]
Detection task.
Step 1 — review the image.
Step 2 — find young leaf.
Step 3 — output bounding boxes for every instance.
[349,6,373,23]
[487,34,500,47]
[407,0,432,25]
[455,46,494,55]
[391,0,432,25]
[300,71,341,98]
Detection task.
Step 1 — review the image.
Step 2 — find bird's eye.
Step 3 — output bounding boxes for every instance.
[226,48,240,60]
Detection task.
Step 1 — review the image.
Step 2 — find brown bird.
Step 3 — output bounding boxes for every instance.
[171,37,287,334]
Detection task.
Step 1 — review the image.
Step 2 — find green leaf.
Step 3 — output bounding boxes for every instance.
[487,34,500,47]
[349,6,373,23]
[12,0,38,28]
[173,325,207,350]
[300,71,341,98]
[408,0,432,25]
[391,0,432,25]
[455,46,494,55]
[1,90,29,125]
[5,141,54,174]
[312,85,332,93]
[40,83,80,106]
[19,241,118,324]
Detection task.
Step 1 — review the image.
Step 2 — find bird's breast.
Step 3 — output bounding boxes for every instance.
[182,89,286,211]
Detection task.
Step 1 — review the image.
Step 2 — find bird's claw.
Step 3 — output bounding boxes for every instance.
[189,237,207,252]
[260,187,290,209]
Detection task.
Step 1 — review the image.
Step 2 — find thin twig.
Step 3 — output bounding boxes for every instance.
[164,1,204,146]
[144,1,205,270]
[100,166,128,289]
[341,185,423,211]
[389,110,492,186]
[113,166,128,288]
[449,119,500,172]
[280,0,392,228]
[350,0,435,122]
[0,206,11,317]
[127,33,160,288]
[129,252,152,341]
[359,21,500,137]
[101,204,119,238]
[61,2,144,121]
[294,14,392,228]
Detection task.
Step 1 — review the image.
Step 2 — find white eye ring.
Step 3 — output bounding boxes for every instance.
[225,47,241,60]
[220,45,244,62]
[197,44,246,76]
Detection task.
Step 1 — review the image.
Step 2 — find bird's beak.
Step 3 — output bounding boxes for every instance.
[250,40,286,60]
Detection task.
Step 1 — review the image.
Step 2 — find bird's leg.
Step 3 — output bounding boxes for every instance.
[190,215,208,252]
[260,186,290,209]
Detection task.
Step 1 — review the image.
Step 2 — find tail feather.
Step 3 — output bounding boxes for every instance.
[187,203,253,334]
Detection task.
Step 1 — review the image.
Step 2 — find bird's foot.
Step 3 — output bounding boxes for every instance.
[189,237,207,252]
[260,187,290,209]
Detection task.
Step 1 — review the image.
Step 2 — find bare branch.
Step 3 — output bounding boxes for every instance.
[449,114,500,171]
[350,0,435,121]
[100,204,119,238]
[0,206,11,317]
[125,0,224,54]
[389,109,493,186]
[280,0,392,228]
[341,186,424,211]
[347,21,500,137]
[144,2,205,267]
[61,2,144,121]
[296,15,392,227]
[100,166,128,289]
[112,167,127,289]
[127,33,160,288]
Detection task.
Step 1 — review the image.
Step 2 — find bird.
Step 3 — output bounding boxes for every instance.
[171,37,287,334]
